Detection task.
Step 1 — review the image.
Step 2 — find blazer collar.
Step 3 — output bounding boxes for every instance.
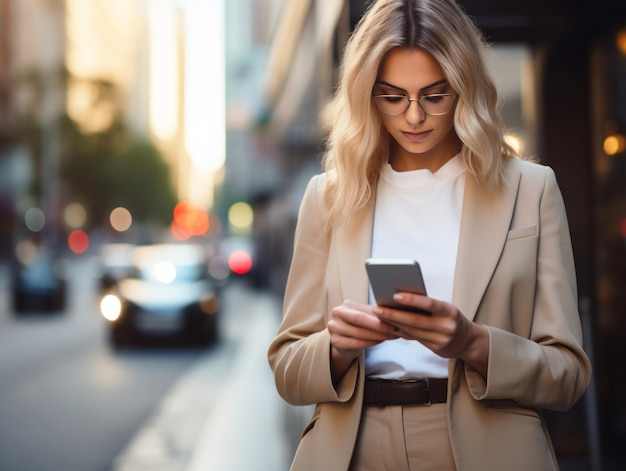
[334,162,522,321]
[453,165,521,320]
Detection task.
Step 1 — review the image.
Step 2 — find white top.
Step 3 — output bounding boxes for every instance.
[366,154,466,380]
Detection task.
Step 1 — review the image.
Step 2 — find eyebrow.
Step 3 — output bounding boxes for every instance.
[375,78,449,93]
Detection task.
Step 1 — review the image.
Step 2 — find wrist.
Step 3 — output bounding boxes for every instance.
[461,323,489,378]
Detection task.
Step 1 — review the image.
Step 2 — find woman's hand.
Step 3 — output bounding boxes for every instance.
[374,292,490,378]
[327,300,399,384]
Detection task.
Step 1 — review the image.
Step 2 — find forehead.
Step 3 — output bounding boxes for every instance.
[378,47,446,90]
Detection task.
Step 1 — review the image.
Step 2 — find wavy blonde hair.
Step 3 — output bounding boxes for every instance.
[321,0,517,225]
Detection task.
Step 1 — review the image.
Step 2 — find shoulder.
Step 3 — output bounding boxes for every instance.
[298,172,331,221]
[502,158,567,217]
[504,157,558,190]
[308,171,330,189]
[302,172,330,202]
[505,157,552,177]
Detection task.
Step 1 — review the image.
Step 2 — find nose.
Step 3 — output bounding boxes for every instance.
[405,98,426,124]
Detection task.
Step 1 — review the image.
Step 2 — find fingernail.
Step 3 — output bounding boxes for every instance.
[393,293,403,301]
[372,307,382,315]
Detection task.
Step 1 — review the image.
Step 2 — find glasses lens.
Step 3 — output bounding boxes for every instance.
[420,94,456,115]
[374,94,457,116]
[374,95,407,115]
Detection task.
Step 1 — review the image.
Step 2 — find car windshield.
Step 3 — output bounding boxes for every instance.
[128,245,207,284]
[132,263,204,283]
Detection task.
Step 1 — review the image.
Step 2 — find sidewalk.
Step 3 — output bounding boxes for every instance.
[186,284,291,471]
[113,282,292,471]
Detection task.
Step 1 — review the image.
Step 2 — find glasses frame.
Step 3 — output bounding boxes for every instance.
[373,93,459,117]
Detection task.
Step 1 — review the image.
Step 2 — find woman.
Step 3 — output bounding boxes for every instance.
[267,0,592,470]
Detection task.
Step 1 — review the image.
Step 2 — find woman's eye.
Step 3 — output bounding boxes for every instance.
[423,95,444,103]
[383,95,405,103]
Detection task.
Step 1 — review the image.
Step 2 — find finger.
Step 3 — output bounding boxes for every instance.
[328,309,399,341]
[329,320,397,342]
[334,305,398,335]
[375,307,434,332]
[392,292,437,314]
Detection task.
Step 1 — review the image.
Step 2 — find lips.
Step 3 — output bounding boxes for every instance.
[402,129,433,141]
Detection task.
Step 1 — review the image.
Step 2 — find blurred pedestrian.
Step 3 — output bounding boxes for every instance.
[268,0,592,470]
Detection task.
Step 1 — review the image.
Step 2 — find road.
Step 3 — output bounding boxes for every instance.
[0,255,297,471]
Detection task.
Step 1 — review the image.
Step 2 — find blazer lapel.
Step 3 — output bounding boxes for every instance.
[334,189,377,305]
[453,165,522,321]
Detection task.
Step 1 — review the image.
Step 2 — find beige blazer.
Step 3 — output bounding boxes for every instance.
[268,158,592,471]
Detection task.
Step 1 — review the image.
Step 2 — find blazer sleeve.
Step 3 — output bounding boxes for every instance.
[465,165,592,411]
[267,174,358,406]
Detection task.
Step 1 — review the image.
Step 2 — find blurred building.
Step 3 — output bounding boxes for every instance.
[63,0,189,204]
[0,0,197,251]
[0,0,12,256]
[257,0,626,469]
[222,0,285,199]
[0,0,67,252]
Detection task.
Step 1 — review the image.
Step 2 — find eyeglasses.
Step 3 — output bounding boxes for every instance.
[373,93,458,116]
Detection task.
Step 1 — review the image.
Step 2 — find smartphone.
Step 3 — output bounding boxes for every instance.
[365,258,430,314]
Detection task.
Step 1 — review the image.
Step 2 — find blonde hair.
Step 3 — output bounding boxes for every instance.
[321,0,516,225]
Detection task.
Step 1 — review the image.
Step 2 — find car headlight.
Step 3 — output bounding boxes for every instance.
[100,294,122,321]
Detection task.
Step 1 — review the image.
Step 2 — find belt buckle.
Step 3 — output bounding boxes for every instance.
[404,378,432,406]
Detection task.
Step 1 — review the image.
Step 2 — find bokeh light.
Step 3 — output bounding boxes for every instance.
[100,294,122,322]
[110,207,133,232]
[24,207,46,232]
[228,202,253,235]
[208,255,230,281]
[172,202,210,239]
[171,220,192,240]
[15,240,38,265]
[228,249,253,275]
[617,27,626,56]
[603,134,626,156]
[153,261,177,284]
[173,201,193,225]
[64,203,87,229]
[68,229,89,254]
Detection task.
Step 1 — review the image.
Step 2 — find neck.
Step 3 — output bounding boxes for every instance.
[389,140,463,173]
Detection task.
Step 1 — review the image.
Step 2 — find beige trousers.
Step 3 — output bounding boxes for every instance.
[349,403,456,471]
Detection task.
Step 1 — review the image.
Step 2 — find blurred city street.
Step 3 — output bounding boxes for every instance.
[0,255,296,471]
[1,0,625,468]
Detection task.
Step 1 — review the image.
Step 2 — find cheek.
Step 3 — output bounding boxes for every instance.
[439,114,455,133]
[380,116,398,136]
[433,118,457,144]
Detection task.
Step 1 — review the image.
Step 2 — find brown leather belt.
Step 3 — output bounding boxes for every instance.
[364,378,448,406]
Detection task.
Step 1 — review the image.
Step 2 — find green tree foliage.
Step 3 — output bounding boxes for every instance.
[60,115,177,228]
[13,68,178,230]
